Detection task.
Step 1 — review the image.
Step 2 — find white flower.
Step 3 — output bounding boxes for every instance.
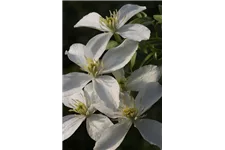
[93,82,162,150]
[113,65,161,91]
[63,83,113,141]
[63,33,138,108]
[74,4,150,42]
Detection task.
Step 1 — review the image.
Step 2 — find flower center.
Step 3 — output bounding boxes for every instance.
[100,10,118,32]
[122,107,138,119]
[85,58,102,77]
[69,100,88,116]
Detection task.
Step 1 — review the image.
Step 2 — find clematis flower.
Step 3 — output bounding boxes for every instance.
[112,65,161,91]
[63,33,138,108]
[74,4,150,42]
[93,82,162,150]
[63,83,113,141]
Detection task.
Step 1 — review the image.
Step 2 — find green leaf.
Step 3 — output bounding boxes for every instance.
[153,15,162,24]
[130,52,137,71]
[129,17,154,26]
[140,53,154,67]
[106,40,119,50]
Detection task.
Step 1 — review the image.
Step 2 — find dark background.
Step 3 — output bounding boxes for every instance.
[63,1,162,150]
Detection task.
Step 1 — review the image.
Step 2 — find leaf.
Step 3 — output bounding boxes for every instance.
[140,53,154,67]
[106,40,119,50]
[130,52,137,71]
[153,15,162,24]
[129,17,154,26]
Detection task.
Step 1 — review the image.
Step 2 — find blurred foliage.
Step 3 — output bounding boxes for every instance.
[63,1,162,150]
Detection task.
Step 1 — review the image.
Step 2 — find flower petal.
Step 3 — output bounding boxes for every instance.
[63,72,92,97]
[135,82,162,115]
[83,83,94,106]
[120,91,135,108]
[101,39,138,74]
[92,102,121,118]
[112,68,125,81]
[118,4,146,28]
[117,24,150,42]
[93,75,120,108]
[65,43,87,69]
[62,115,86,141]
[135,119,162,149]
[74,12,108,31]
[85,33,112,61]
[63,90,86,108]
[94,121,132,150]
[86,114,113,141]
[127,65,161,91]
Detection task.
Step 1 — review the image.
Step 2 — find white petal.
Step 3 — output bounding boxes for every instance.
[117,24,150,42]
[94,121,132,150]
[83,82,94,107]
[118,4,146,28]
[85,33,112,61]
[74,12,108,31]
[119,92,135,108]
[86,114,113,141]
[63,90,86,108]
[135,119,162,149]
[135,82,162,115]
[63,72,92,97]
[92,102,121,119]
[127,65,161,91]
[62,115,86,141]
[101,39,138,74]
[93,76,120,108]
[65,43,87,69]
[112,68,125,81]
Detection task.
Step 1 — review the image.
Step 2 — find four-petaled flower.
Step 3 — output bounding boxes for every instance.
[74,4,150,42]
[63,33,138,108]
[93,82,162,150]
[63,83,113,141]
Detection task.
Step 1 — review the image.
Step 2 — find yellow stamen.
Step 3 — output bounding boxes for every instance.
[100,9,118,32]
[122,107,138,119]
[69,99,88,116]
[85,58,102,77]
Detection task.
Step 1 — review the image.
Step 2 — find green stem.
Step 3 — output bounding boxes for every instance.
[114,33,122,43]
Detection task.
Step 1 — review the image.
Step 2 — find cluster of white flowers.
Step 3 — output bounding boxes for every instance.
[63,4,162,150]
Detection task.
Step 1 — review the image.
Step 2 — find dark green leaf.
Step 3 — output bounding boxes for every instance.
[140,53,154,67]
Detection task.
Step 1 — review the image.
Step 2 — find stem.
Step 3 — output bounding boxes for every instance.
[114,33,122,43]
